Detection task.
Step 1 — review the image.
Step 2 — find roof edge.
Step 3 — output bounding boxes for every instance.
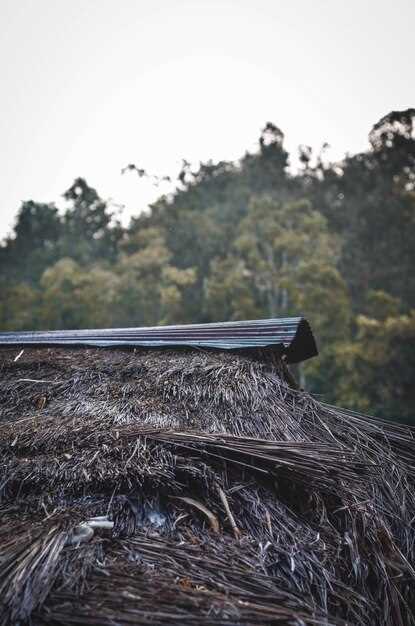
[284,318,318,364]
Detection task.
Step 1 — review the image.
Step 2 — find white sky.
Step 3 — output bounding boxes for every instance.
[0,0,414,239]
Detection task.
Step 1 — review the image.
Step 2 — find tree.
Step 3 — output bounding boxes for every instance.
[61,178,122,265]
[206,197,348,320]
[335,291,415,424]
[204,256,260,321]
[369,108,415,184]
[0,282,39,331]
[115,227,196,326]
[39,258,118,329]
[307,109,415,311]
[0,201,61,284]
[241,123,291,195]
[205,196,351,392]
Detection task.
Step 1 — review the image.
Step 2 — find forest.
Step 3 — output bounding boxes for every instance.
[0,109,414,423]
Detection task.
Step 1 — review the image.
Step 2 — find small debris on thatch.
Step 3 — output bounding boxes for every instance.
[0,346,414,625]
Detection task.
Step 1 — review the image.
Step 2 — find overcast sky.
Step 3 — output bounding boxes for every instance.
[1,0,414,239]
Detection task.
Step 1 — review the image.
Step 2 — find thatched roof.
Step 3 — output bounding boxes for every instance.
[1,345,414,625]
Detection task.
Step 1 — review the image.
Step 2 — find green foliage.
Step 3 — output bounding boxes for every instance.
[205,197,349,339]
[205,256,261,321]
[115,227,196,326]
[309,109,415,310]
[0,201,61,284]
[39,258,119,329]
[0,110,414,422]
[61,178,123,265]
[334,296,415,423]
[0,282,39,330]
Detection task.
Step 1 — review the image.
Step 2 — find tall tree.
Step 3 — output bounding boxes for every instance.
[61,178,122,265]
[39,258,118,329]
[0,201,61,284]
[205,196,349,325]
[334,291,415,424]
[307,109,415,311]
[205,196,351,392]
[115,227,196,326]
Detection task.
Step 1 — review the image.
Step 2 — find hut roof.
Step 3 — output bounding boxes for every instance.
[0,337,414,625]
[0,316,318,364]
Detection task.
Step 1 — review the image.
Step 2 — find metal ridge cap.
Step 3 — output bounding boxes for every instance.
[0,317,303,337]
[0,317,318,364]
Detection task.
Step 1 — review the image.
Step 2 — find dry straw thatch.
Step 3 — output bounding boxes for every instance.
[0,345,414,625]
